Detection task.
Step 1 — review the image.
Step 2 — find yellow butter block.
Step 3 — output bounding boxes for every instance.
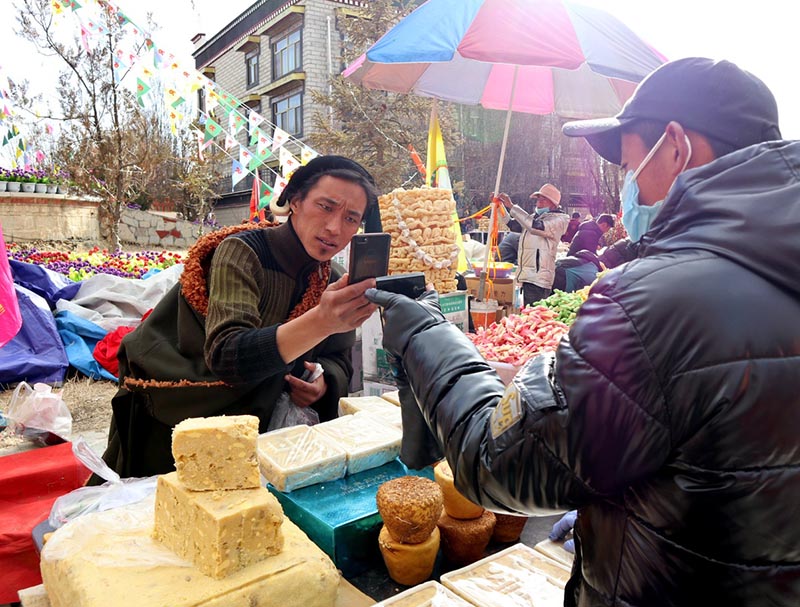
[172,415,260,491]
[41,501,339,607]
[153,472,283,579]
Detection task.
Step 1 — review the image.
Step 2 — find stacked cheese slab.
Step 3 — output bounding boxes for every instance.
[315,412,401,475]
[440,543,570,607]
[338,395,402,431]
[40,415,340,607]
[374,581,473,606]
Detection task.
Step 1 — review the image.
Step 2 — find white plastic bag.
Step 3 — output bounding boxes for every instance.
[267,392,320,432]
[48,437,157,529]
[5,381,72,445]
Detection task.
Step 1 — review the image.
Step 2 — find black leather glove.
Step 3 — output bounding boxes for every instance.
[386,352,444,469]
[366,288,447,469]
[364,289,447,358]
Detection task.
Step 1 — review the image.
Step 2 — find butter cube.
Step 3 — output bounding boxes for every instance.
[172,415,260,491]
[153,472,284,579]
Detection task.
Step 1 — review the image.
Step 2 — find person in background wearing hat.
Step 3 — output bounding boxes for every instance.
[92,156,379,481]
[496,183,569,306]
[366,57,799,605]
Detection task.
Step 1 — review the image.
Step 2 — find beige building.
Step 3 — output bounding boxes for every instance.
[192,0,364,223]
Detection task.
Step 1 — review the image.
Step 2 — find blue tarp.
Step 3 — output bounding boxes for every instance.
[0,286,69,385]
[9,260,80,308]
[54,311,116,382]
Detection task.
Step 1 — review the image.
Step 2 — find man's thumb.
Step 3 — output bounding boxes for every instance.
[365,288,398,308]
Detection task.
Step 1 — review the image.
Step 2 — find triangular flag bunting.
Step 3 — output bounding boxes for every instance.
[257,132,272,157]
[136,78,150,107]
[258,182,273,210]
[300,146,319,165]
[279,147,300,178]
[248,110,264,131]
[271,127,290,151]
[203,117,221,143]
[231,159,247,188]
[249,127,262,147]
[240,147,253,168]
[228,112,245,135]
[224,134,236,150]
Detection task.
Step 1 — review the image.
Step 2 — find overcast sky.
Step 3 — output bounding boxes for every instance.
[0,0,796,138]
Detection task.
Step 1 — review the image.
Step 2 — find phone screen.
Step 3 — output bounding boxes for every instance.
[348,233,391,283]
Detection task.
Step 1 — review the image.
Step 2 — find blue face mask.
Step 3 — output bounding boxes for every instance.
[620,133,692,242]
[535,207,549,216]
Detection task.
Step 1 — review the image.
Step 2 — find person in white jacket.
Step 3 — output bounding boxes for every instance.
[498,183,569,306]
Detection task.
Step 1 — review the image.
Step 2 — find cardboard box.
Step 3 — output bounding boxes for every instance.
[465,276,516,305]
[362,291,468,381]
[268,459,434,577]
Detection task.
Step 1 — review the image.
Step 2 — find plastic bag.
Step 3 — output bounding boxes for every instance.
[267,392,320,432]
[48,437,157,529]
[5,381,72,445]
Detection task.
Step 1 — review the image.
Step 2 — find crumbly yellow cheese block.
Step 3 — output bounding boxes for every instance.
[379,525,440,586]
[380,390,401,407]
[257,425,347,492]
[172,415,260,491]
[153,472,283,579]
[434,459,485,520]
[441,543,570,607]
[374,581,473,606]
[338,396,402,430]
[41,501,339,607]
[315,412,402,475]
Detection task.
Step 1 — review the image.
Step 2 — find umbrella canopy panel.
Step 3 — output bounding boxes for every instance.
[344,0,664,119]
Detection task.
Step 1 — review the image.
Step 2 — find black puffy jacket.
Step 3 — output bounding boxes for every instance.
[399,141,800,606]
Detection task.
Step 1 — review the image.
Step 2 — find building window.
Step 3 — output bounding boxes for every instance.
[272,90,303,136]
[246,50,260,88]
[272,28,302,80]
[197,88,206,120]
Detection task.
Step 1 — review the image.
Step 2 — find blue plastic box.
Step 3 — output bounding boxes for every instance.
[268,458,434,577]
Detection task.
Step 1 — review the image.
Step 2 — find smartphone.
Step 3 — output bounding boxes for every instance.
[348,233,391,283]
[376,273,427,299]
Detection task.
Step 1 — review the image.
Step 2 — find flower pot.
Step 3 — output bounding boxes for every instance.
[21,182,35,193]
[0,181,7,192]
[7,182,21,192]
[46,184,58,194]
[56,185,69,195]
[35,183,47,193]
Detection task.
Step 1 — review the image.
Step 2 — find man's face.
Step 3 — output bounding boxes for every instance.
[620,132,677,206]
[531,195,553,209]
[599,221,612,234]
[290,176,367,262]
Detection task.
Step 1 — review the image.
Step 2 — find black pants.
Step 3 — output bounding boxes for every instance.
[522,282,551,307]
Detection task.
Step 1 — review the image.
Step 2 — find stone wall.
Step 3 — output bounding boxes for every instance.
[0,193,206,249]
[0,192,100,242]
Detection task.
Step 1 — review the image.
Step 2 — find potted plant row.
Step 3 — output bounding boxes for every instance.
[0,168,71,194]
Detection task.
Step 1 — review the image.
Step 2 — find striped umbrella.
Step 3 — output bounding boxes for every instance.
[344,0,665,299]
[343,0,666,119]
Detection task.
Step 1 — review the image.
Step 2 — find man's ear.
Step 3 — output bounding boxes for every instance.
[664,121,691,176]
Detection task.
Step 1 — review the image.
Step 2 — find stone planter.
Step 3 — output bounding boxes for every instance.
[56,184,69,195]
[46,184,58,194]
[7,182,21,192]
[21,182,36,193]
[0,181,7,192]
[35,183,47,193]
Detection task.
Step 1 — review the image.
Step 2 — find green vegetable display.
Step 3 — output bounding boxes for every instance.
[532,290,585,325]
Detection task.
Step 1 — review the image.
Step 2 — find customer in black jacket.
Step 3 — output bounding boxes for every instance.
[368,58,799,606]
[566,214,614,257]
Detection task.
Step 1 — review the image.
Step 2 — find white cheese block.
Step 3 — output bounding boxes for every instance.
[41,499,339,607]
[374,580,473,606]
[338,396,402,430]
[440,543,570,607]
[533,538,575,568]
[315,412,402,475]
[257,425,347,492]
[172,415,261,491]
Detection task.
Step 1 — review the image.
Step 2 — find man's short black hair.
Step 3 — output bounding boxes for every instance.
[571,212,581,219]
[597,214,615,228]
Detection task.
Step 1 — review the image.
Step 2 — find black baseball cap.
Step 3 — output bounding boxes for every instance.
[562,57,781,165]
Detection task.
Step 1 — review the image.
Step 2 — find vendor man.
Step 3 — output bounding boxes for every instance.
[367,58,799,605]
[496,184,569,306]
[94,156,379,481]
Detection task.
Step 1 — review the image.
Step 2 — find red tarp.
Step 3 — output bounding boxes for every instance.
[0,442,90,602]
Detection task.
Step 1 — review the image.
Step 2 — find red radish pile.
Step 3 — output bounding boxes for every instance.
[467,306,569,366]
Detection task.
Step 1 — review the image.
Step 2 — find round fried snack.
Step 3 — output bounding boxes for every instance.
[377,476,444,544]
[437,510,496,566]
[491,512,529,543]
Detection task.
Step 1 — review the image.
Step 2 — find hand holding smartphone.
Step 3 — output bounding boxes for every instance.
[348,233,391,283]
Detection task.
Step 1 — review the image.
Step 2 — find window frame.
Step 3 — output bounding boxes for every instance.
[271,89,303,137]
[272,27,302,81]
[245,49,260,89]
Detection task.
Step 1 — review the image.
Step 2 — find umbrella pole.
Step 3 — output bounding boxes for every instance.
[477,65,520,302]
